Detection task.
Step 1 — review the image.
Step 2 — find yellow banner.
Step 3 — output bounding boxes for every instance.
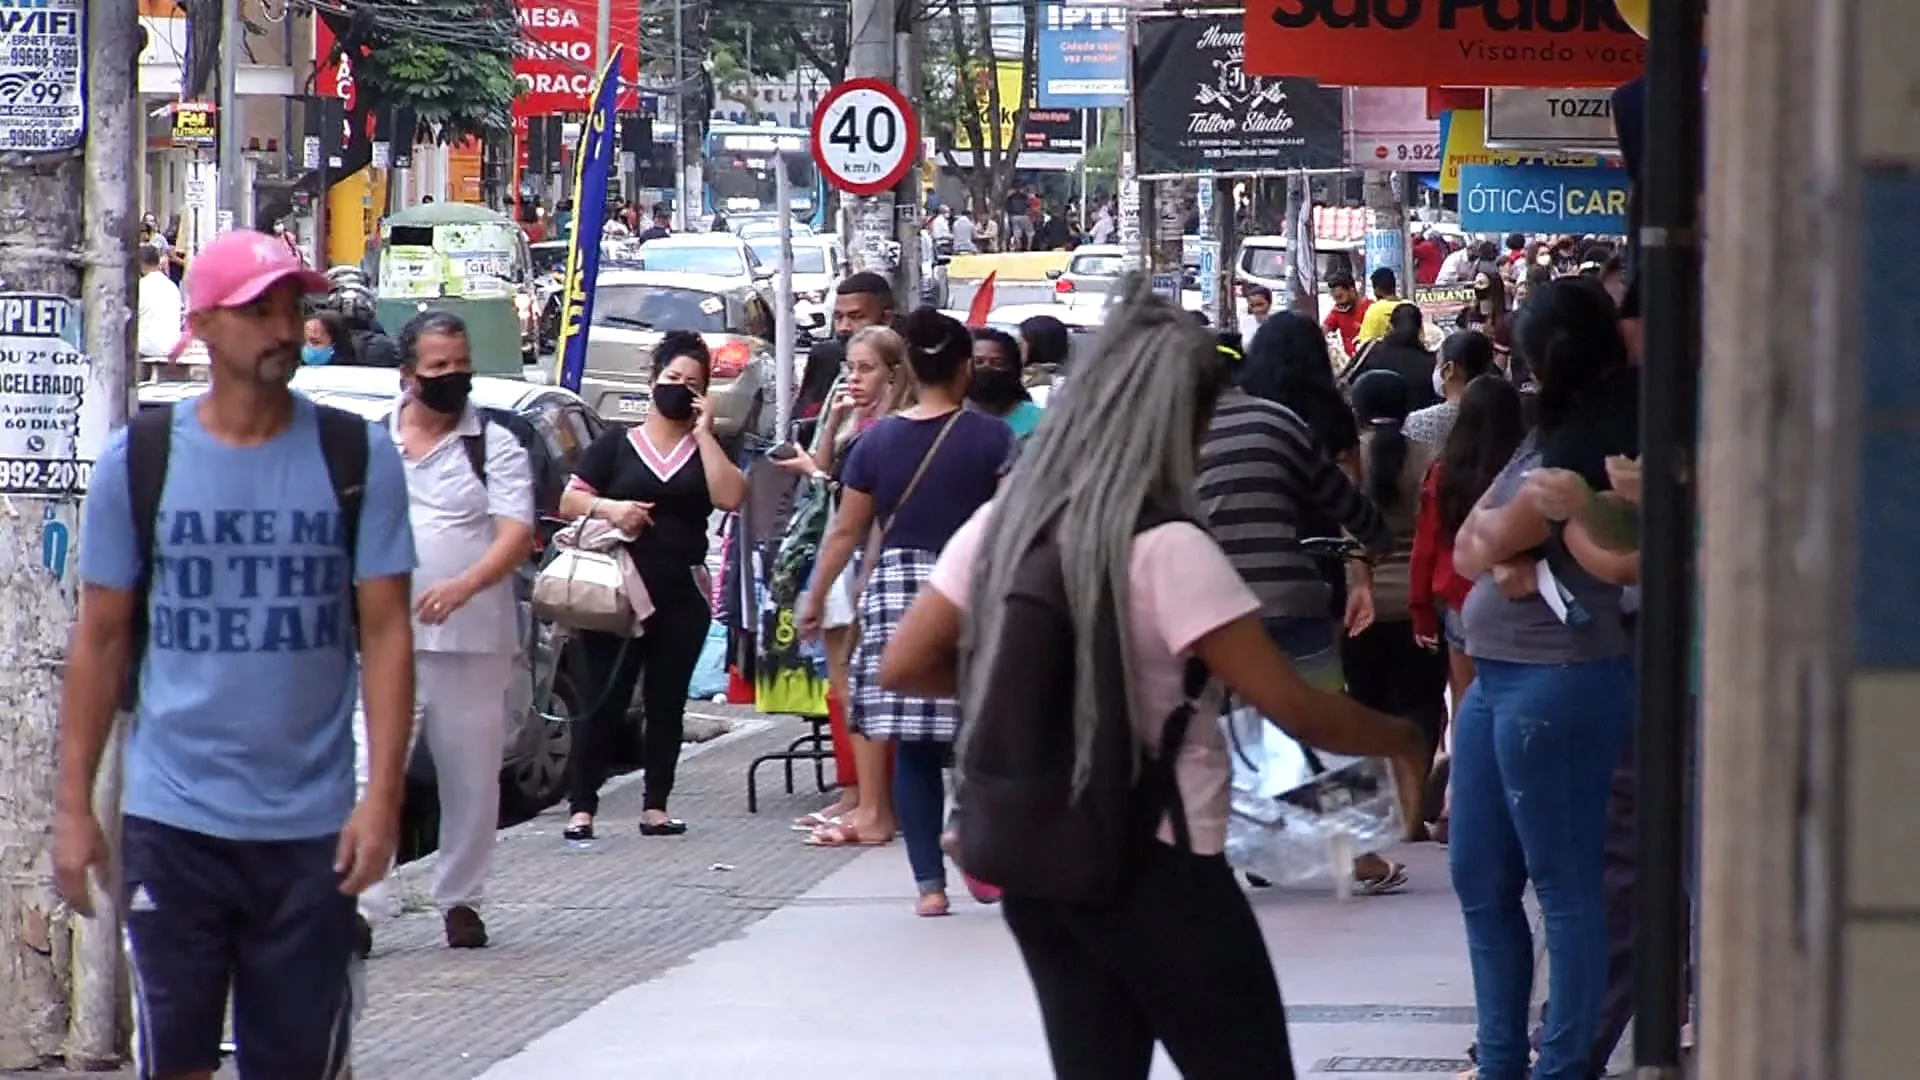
[1440,109,1600,195]
[953,62,1026,153]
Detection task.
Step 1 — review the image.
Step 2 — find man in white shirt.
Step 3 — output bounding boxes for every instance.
[387,309,535,950]
[1090,203,1116,245]
[952,210,977,254]
[136,245,183,362]
[1435,242,1475,285]
[930,206,953,244]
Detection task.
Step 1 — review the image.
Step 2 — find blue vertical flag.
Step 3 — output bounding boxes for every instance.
[554,48,623,393]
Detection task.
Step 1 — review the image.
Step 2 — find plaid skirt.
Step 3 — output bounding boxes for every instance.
[849,546,959,742]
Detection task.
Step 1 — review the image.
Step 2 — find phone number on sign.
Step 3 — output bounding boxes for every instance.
[0,457,90,492]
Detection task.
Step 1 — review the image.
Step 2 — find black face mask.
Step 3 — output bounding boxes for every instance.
[415,370,473,415]
[651,381,696,421]
[968,366,1024,409]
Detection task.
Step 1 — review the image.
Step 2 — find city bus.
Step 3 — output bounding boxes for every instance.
[704,121,827,230]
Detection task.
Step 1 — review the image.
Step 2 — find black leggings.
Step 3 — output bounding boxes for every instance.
[567,566,712,816]
[1002,844,1297,1079]
[1341,617,1449,763]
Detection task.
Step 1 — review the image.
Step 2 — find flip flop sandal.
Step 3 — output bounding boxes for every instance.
[792,811,842,831]
[1356,860,1410,895]
[916,891,952,917]
[803,822,892,848]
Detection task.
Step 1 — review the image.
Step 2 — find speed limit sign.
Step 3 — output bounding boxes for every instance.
[810,78,920,197]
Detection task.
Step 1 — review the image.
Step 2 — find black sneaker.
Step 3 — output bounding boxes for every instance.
[444,904,489,949]
[352,914,373,960]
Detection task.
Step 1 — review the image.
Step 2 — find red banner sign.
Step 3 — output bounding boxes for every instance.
[1243,0,1647,88]
[514,0,640,117]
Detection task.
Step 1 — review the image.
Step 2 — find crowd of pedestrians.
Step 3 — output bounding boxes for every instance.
[51,215,1674,1078]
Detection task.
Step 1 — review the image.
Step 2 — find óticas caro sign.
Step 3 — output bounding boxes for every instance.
[1242,0,1647,88]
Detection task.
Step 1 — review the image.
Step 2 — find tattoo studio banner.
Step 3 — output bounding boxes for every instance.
[1133,15,1342,175]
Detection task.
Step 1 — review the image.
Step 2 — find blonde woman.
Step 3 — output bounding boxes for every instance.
[777,326,915,828]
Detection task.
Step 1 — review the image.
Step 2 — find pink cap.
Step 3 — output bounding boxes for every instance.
[169,230,330,361]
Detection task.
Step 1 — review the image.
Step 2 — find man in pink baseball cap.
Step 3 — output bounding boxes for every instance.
[55,229,419,1079]
[166,227,331,371]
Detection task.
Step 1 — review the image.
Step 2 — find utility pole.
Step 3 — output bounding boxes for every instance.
[1210,175,1236,329]
[891,7,922,308]
[597,0,610,72]
[1117,15,1140,274]
[845,0,896,287]
[672,0,688,230]
[0,0,140,1067]
[217,0,244,229]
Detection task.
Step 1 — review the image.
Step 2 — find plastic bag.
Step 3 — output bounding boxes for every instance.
[1219,700,1404,887]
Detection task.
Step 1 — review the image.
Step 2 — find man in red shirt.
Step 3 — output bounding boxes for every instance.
[1412,228,1445,285]
[1322,271,1370,358]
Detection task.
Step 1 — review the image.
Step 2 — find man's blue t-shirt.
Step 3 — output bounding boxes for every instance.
[81,396,415,842]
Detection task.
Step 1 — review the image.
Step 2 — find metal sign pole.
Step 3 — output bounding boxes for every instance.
[773,151,795,438]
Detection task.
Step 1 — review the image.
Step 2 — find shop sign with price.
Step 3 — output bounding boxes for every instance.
[810,78,920,198]
[0,294,105,495]
[1345,87,1441,172]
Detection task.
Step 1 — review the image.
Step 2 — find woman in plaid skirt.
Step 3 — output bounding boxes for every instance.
[800,308,1014,917]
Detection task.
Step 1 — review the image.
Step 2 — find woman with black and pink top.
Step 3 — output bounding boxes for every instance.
[556,331,748,842]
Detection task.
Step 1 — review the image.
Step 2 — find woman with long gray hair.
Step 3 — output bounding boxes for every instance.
[877,277,1423,1076]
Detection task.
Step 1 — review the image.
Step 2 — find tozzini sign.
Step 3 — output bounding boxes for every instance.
[1242,0,1646,88]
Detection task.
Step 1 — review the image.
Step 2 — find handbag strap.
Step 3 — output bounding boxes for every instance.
[851,409,963,604]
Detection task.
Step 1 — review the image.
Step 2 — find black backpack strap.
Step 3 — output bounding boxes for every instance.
[313,404,370,572]
[463,408,490,486]
[122,405,175,707]
[1153,658,1210,854]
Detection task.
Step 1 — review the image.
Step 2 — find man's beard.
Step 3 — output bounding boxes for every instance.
[252,345,301,385]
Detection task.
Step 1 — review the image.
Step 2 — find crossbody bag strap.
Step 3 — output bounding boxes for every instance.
[851,409,963,604]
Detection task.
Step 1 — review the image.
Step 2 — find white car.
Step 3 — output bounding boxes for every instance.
[1235,235,1364,324]
[746,235,847,332]
[1046,245,1127,310]
[736,217,816,242]
[633,233,774,293]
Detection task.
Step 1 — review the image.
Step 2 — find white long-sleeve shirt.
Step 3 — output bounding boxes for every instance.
[137,270,183,358]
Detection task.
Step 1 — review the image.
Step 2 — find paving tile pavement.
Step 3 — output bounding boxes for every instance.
[350,715,864,1080]
[0,713,862,1080]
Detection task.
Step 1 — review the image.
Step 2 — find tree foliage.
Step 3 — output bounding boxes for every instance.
[709,0,851,83]
[926,0,1037,217]
[328,0,521,142]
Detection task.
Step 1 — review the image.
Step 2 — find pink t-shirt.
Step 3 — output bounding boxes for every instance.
[928,503,1260,855]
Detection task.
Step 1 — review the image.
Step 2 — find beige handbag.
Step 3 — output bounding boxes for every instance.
[532,518,654,636]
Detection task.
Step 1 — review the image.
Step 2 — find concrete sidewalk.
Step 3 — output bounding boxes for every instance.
[474,843,1483,1079]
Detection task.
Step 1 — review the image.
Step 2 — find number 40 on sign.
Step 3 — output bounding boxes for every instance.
[810,78,920,198]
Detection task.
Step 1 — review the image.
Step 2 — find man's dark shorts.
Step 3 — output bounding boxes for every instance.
[123,815,357,1079]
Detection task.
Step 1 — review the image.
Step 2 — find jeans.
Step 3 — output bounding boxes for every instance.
[894,739,950,893]
[1448,655,1633,1080]
[1003,843,1296,1079]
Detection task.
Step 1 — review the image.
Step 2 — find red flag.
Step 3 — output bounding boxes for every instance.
[967,271,997,327]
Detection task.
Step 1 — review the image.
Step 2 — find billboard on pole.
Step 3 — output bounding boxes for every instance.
[1038,1,1128,109]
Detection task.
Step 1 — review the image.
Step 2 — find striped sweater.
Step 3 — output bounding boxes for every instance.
[1197,389,1392,619]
